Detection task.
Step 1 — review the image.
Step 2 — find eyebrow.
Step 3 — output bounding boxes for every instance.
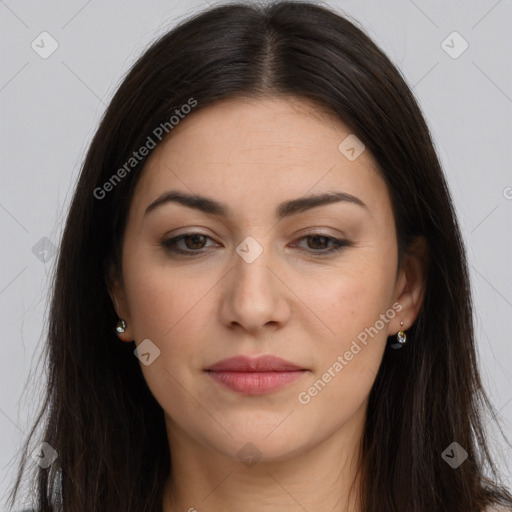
[144,190,368,219]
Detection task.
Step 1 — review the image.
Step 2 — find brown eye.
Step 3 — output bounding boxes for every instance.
[306,235,330,250]
[161,233,214,254]
[182,234,207,250]
[293,234,351,255]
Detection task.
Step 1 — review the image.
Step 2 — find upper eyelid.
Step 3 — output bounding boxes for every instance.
[164,225,346,240]
[163,230,342,242]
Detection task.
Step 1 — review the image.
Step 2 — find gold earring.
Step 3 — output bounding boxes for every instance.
[390,321,407,349]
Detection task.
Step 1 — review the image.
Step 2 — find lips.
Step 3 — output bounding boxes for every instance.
[205,355,305,372]
[205,355,307,395]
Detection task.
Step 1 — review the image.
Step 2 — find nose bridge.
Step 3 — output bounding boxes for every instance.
[232,235,275,299]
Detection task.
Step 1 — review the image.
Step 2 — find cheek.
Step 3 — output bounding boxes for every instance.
[313,254,396,341]
[294,269,393,428]
[123,255,206,340]
[122,257,218,387]
[122,263,212,412]
[300,245,397,401]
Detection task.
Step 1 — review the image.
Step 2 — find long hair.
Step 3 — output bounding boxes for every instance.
[7,1,512,511]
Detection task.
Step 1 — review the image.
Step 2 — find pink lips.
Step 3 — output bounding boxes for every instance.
[205,355,307,395]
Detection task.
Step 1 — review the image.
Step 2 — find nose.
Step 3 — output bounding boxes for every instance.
[219,241,291,335]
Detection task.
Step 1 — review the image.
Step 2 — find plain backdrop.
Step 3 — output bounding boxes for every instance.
[1,0,511,508]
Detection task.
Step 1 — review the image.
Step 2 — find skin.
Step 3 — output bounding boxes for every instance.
[109,96,427,512]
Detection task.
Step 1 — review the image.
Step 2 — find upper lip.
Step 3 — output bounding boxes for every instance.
[205,355,305,372]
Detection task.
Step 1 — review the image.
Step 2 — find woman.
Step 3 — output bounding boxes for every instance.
[7,1,512,511]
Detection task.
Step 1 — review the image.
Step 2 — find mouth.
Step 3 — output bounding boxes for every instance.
[204,355,308,395]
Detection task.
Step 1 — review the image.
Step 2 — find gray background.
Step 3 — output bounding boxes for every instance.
[1,0,511,507]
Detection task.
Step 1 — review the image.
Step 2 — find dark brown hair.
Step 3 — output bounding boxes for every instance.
[7,1,512,511]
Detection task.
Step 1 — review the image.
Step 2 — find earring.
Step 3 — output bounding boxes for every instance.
[115,319,127,334]
[390,321,407,350]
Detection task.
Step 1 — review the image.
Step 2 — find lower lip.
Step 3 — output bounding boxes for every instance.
[206,371,306,395]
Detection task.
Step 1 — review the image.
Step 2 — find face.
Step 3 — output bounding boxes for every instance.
[110,96,424,463]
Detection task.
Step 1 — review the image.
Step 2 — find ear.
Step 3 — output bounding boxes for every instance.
[105,262,134,342]
[389,236,429,334]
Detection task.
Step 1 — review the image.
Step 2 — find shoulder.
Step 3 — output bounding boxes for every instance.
[485,505,512,512]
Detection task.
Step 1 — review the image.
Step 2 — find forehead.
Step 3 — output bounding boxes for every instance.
[130,96,389,221]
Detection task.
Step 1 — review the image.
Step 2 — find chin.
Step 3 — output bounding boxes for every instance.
[203,424,314,465]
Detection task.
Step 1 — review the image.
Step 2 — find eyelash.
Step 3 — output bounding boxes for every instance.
[161,232,351,256]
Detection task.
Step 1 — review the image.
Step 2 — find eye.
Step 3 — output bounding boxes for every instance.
[291,234,351,255]
[161,232,215,254]
[161,232,351,256]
